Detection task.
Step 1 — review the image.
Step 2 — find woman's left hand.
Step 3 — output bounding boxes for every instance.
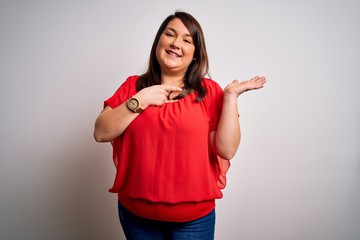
[224,76,266,97]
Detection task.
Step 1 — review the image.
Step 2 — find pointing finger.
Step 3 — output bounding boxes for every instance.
[163,85,183,92]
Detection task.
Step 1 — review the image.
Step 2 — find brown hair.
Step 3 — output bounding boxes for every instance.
[136,11,209,101]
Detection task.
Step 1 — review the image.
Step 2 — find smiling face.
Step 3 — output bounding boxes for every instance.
[155,18,195,77]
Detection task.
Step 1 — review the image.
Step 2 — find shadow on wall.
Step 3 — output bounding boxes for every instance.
[49,137,126,240]
[1,128,125,240]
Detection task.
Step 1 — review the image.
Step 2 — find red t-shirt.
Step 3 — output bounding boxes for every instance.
[104,75,230,222]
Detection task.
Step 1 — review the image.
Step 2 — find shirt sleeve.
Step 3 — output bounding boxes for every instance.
[104,76,138,109]
[207,80,224,131]
[205,79,230,190]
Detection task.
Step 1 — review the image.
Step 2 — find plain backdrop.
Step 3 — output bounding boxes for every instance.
[0,0,359,239]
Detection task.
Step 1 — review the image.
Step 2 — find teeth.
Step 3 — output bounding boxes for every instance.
[166,50,180,57]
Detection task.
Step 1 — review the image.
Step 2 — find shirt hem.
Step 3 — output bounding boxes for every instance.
[118,195,215,222]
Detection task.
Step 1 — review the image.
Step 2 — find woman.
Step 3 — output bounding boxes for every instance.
[94,11,266,240]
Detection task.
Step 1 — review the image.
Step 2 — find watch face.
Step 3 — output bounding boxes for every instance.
[128,98,139,110]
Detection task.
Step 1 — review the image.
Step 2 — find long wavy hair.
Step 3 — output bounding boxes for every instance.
[136,11,209,101]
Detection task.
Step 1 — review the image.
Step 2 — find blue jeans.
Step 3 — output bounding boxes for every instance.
[118,201,215,240]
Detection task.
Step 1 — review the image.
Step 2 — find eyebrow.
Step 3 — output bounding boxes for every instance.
[165,27,192,38]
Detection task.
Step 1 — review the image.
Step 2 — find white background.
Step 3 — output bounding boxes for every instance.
[0,0,359,239]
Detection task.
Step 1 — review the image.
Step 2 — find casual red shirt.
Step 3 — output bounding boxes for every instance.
[104,75,230,222]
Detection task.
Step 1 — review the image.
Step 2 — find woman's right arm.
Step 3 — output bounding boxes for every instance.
[93,103,139,142]
[93,85,182,142]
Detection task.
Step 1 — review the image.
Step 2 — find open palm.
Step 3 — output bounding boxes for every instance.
[224,76,266,97]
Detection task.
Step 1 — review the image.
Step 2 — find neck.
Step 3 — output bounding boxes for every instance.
[161,73,185,87]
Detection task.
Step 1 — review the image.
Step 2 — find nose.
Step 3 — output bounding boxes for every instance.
[170,37,180,48]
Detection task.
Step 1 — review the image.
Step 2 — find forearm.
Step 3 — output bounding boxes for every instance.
[214,92,241,160]
[94,85,183,142]
[93,104,138,142]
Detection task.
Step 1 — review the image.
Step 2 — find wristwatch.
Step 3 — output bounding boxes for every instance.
[126,96,144,113]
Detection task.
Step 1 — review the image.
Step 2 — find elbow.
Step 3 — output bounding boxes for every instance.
[93,119,111,142]
[213,132,241,160]
[218,150,237,160]
[93,130,108,143]
[93,128,120,142]
[215,142,240,160]
[93,132,103,142]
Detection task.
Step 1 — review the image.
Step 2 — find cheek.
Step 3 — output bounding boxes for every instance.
[156,38,167,55]
[155,42,164,60]
[185,46,195,58]
[157,36,168,48]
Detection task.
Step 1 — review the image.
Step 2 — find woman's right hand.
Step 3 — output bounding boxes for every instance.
[134,85,183,108]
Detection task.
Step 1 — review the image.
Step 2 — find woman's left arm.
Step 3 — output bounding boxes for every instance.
[211,76,266,160]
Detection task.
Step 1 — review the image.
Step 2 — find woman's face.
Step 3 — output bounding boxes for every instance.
[156,18,195,77]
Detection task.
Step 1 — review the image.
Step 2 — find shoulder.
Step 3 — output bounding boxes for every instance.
[114,75,139,92]
[202,78,223,93]
[111,75,139,97]
[123,75,139,86]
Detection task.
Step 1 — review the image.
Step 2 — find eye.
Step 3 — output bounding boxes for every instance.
[183,38,192,44]
[164,31,175,37]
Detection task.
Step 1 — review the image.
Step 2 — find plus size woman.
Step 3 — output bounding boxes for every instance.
[94,11,266,240]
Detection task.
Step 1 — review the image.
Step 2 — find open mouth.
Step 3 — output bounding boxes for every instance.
[166,50,182,58]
